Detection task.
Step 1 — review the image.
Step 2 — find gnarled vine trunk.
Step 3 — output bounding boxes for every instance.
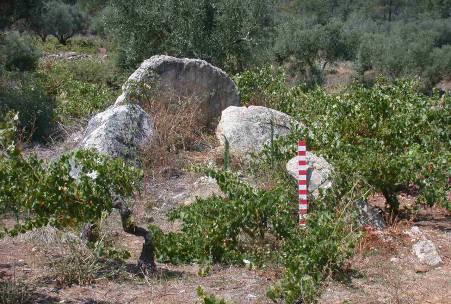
[112,198,157,273]
[81,198,157,274]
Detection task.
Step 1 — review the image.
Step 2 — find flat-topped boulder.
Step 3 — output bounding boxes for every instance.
[216,106,303,154]
[115,55,240,125]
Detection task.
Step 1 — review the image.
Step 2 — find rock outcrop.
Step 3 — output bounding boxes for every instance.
[80,104,153,160]
[115,55,240,125]
[286,152,333,199]
[216,105,302,154]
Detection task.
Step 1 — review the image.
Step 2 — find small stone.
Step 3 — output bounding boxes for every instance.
[412,240,443,266]
[355,200,386,230]
[286,152,333,199]
[414,264,431,273]
[405,226,423,238]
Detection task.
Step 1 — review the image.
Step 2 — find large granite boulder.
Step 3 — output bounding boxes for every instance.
[216,106,302,154]
[80,104,153,160]
[286,153,333,199]
[115,55,240,125]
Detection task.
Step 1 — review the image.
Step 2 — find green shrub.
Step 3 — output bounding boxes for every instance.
[151,166,296,265]
[267,174,362,303]
[197,287,230,304]
[233,65,306,114]
[150,161,361,303]
[0,32,41,72]
[0,74,55,140]
[303,80,450,212]
[0,115,142,236]
[237,69,449,212]
[37,58,124,124]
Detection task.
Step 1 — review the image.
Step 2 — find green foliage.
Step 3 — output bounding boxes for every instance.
[37,0,86,45]
[37,58,124,124]
[36,35,107,55]
[151,166,296,265]
[304,80,449,212]
[243,72,450,212]
[197,287,230,304]
[233,65,287,105]
[0,32,41,72]
[0,115,142,236]
[267,174,363,303]
[355,18,451,89]
[0,74,55,140]
[274,1,451,89]
[88,5,115,37]
[233,65,306,114]
[274,15,356,85]
[107,0,275,72]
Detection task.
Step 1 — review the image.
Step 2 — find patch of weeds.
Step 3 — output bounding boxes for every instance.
[46,240,102,286]
[197,287,230,304]
[37,57,126,125]
[139,91,213,174]
[0,279,36,304]
[35,35,108,55]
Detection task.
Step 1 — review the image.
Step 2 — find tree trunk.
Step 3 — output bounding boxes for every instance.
[57,35,67,45]
[388,0,393,22]
[382,189,399,215]
[112,197,157,274]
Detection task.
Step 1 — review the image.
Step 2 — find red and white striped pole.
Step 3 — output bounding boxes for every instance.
[298,140,308,226]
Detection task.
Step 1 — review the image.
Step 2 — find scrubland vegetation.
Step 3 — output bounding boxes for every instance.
[0,1,450,303]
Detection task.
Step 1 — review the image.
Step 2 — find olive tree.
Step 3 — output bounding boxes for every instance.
[39,0,86,45]
[107,0,276,72]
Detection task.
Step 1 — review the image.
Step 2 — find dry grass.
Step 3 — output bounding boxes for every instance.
[43,240,101,286]
[138,90,217,177]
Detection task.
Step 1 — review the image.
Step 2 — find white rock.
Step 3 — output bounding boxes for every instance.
[216,105,303,154]
[405,226,423,238]
[286,152,333,199]
[80,104,153,160]
[412,240,443,266]
[115,55,240,124]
